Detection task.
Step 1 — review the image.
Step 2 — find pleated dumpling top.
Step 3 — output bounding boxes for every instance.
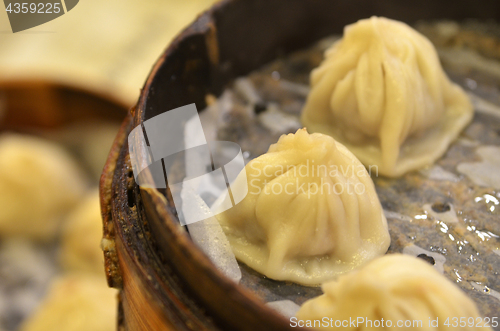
[301,17,473,177]
[215,129,390,286]
[296,254,491,330]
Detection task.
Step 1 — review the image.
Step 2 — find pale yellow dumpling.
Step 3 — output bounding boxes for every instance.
[60,190,105,275]
[0,134,87,241]
[302,17,473,177]
[216,129,390,286]
[20,274,117,331]
[296,254,491,330]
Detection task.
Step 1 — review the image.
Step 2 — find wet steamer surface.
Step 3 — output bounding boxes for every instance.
[198,21,500,322]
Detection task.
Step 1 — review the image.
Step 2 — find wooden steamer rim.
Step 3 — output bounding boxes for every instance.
[99,0,500,330]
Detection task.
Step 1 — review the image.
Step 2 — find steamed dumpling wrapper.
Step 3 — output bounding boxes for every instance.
[215,129,390,286]
[296,254,492,330]
[0,134,87,241]
[20,274,117,331]
[301,17,473,177]
[60,190,106,274]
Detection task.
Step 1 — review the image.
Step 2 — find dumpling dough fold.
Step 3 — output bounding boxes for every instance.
[296,254,491,330]
[301,17,473,177]
[215,129,390,286]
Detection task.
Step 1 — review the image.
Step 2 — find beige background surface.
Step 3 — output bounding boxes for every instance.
[0,0,217,106]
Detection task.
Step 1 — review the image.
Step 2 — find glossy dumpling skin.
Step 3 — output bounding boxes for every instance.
[215,129,390,286]
[301,17,473,177]
[296,254,491,330]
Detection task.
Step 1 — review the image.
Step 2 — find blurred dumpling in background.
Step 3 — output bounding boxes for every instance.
[216,129,390,286]
[48,123,121,180]
[296,254,491,330]
[19,274,117,331]
[301,17,473,177]
[59,190,105,274]
[0,134,87,241]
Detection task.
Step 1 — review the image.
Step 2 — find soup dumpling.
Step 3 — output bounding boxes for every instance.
[296,254,491,330]
[301,17,473,177]
[215,129,390,286]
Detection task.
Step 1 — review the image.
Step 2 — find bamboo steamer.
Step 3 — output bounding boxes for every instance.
[0,81,126,130]
[99,1,500,330]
